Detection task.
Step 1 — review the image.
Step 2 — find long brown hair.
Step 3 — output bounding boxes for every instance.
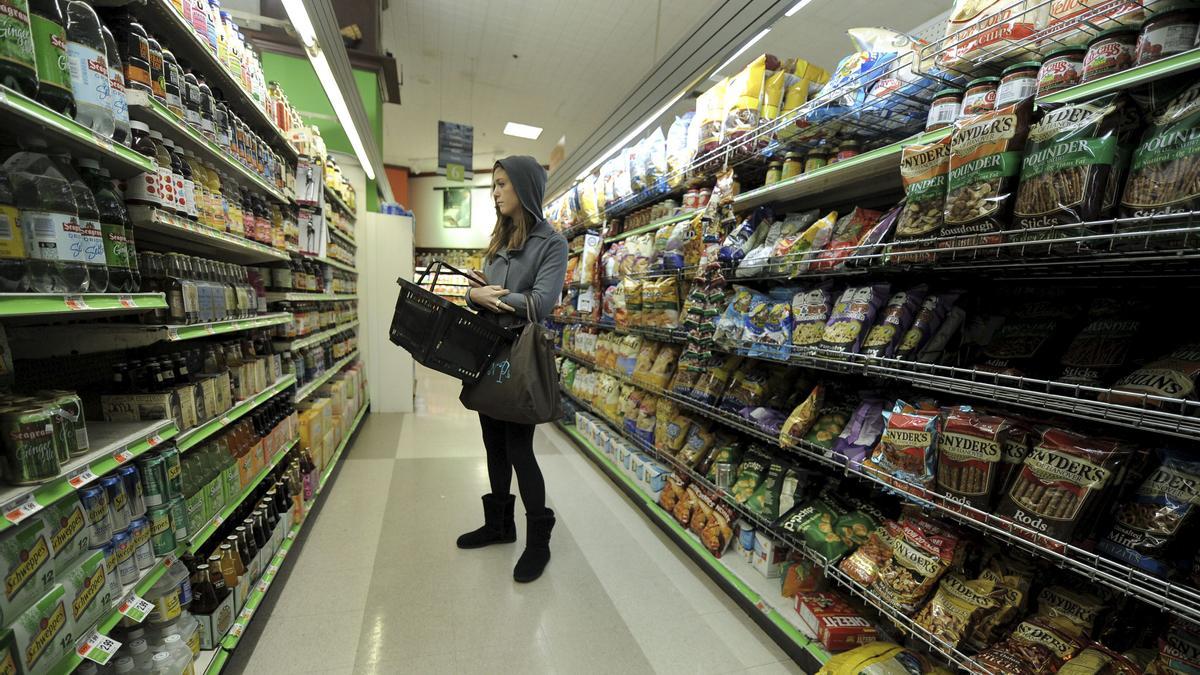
[485,207,534,260]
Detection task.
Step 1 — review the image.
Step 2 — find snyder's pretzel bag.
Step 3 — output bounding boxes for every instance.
[1099,450,1200,577]
[996,427,1131,542]
[975,618,1085,674]
[936,407,1010,510]
[1121,81,1200,223]
[868,400,940,490]
[944,101,1033,245]
[1013,94,1121,239]
[895,136,952,249]
[871,519,957,613]
[1058,298,1143,387]
[1108,344,1200,404]
[913,574,1001,649]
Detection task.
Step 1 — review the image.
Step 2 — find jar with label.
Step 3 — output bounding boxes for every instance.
[1135,2,1199,66]
[926,88,962,131]
[683,189,699,209]
[1084,27,1138,81]
[1037,47,1086,97]
[996,62,1040,108]
[764,161,782,186]
[836,141,860,162]
[697,189,711,207]
[781,152,802,180]
[960,77,999,118]
[804,150,828,173]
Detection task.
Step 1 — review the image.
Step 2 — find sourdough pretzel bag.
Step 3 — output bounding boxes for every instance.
[944,100,1033,246]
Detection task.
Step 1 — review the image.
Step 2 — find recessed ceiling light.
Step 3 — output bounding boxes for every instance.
[504,122,543,140]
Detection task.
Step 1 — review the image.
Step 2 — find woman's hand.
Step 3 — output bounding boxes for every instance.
[469,285,516,313]
[465,270,487,288]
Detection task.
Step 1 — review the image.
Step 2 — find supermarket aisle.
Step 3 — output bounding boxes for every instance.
[230,366,801,674]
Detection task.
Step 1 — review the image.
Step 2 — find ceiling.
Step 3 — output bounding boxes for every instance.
[380,0,950,175]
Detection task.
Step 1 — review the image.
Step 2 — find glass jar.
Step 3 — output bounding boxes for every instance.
[764,161,782,186]
[1084,27,1138,81]
[926,88,962,131]
[803,151,828,174]
[836,141,860,163]
[960,77,1000,118]
[1037,47,1086,97]
[781,152,802,180]
[1135,2,1199,66]
[996,61,1040,108]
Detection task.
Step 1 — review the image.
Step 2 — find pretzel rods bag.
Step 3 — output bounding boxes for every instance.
[936,407,1011,510]
[996,428,1131,542]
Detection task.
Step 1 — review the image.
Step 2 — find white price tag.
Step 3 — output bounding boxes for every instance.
[146,434,162,447]
[257,580,269,593]
[118,593,154,623]
[220,416,231,426]
[113,450,134,465]
[166,327,180,340]
[162,553,179,569]
[67,467,99,489]
[3,494,42,525]
[77,632,121,665]
[228,622,245,639]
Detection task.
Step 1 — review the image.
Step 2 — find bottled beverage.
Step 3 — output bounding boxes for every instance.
[64,1,114,137]
[216,542,239,587]
[146,35,165,103]
[190,564,218,613]
[223,534,245,577]
[100,25,130,146]
[161,138,187,215]
[78,159,133,292]
[28,0,74,116]
[146,130,176,213]
[177,150,198,222]
[6,142,80,292]
[103,12,150,94]
[198,75,216,140]
[183,68,202,131]
[124,121,162,210]
[0,167,29,291]
[161,47,183,117]
[52,154,107,291]
[0,0,38,98]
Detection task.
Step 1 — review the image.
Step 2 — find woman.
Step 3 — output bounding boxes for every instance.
[460,155,568,583]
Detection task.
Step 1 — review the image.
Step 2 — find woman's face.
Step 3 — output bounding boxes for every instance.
[493,167,520,218]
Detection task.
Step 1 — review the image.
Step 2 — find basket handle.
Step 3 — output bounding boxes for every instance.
[415,260,482,289]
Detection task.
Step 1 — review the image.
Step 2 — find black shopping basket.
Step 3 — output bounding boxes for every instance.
[390,261,512,383]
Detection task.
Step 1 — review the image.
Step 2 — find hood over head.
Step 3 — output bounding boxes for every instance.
[495,155,546,222]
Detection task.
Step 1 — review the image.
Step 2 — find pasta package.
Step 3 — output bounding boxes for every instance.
[819,283,891,355]
[1013,94,1122,238]
[996,427,1132,542]
[914,574,1001,649]
[894,136,952,253]
[936,407,1011,510]
[945,101,1034,245]
[1121,81,1200,222]
[1099,450,1200,577]
[861,285,928,359]
[792,283,835,349]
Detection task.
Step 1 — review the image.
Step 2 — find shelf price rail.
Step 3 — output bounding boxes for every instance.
[557,386,983,672]
[555,349,1200,629]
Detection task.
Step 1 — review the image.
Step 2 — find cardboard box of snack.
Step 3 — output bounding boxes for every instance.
[796,592,878,651]
[752,532,788,579]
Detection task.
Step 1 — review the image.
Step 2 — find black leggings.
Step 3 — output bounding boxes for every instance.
[479,414,546,514]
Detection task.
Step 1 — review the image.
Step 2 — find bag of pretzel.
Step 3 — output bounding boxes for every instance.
[1121,81,1200,226]
[936,407,1011,510]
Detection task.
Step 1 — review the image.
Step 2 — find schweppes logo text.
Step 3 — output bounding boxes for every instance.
[50,507,85,554]
[71,565,106,621]
[25,602,65,667]
[5,537,48,600]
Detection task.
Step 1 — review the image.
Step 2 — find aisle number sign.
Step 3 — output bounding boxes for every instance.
[446,163,465,182]
[438,121,473,179]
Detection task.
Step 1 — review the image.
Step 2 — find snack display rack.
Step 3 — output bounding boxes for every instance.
[548,0,1200,670]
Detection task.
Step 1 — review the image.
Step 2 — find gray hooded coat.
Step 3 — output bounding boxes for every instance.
[468,156,568,327]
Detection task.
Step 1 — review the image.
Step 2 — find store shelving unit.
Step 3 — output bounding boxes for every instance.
[294,351,360,403]
[314,256,356,273]
[273,320,359,352]
[264,291,358,303]
[0,293,167,319]
[328,226,356,248]
[324,186,356,221]
[129,206,290,264]
[175,375,298,453]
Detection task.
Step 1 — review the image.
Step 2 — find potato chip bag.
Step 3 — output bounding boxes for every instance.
[819,283,891,355]
[780,384,824,448]
[778,498,851,561]
[730,450,771,504]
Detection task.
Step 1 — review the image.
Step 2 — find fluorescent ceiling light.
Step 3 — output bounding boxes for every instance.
[786,0,817,17]
[503,122,543,140]
[281,0,376,181]
[714,28,770,74]
[574,87,689,182]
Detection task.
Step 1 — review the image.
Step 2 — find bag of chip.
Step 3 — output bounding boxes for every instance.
[731,450,772,503]
[792,282,835,350]
[819,283,891,355]
[716,286,759,349]
[867,400,941,490]
[669,367,702,397]
[834,508,879,550]
[1148,620,1200,675]
[832,398,887,468]
[705,438,745,488]
[692,355,744,405]
[771,210,833,276]
[1013,94,1122,240]
[719,207,772,264]
[979,618,1085,674]
[676,422,716,469]
[674,483,702,527]
[666,112,695,185]
[720,364,772,413]
[1121,81,1200,223]
[894,292,962,362]
[1099,450,1200,577]
[1107,344,1200,406]
[655,404,692,455]
[738,217,785,278]
[1058,643,1145,675]
[634,395,659,446]
[977,300,1081,377]
[997,427,1133,543]
[893,135,952,262]
[944,100,1034,247]
[723,54,771,143]
[781,558,821,598]
[780,384,825,448]
[659,474,688,512]
[861,285,929,359]
[806,409,851,450]
[778,498,851,561]
[697,488,738,558]
[812,207,883,271]
[939,0,1045,69]
[642,344,682,389]
[937,407,1011,510]
[914,574,1002,649]
[778,467,809,516]
[746,463,786,519]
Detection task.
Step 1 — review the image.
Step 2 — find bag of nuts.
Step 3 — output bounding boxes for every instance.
[1013,94,1122,240]
[944,100,1034,247]
[1120,80,1200,225]
[893,135,952,262]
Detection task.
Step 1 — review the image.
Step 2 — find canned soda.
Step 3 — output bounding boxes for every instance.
[128,517,154,570]
[148,504,176,556]
[118,465,146,519]
[169,497,188,541]
[80,485,113,544]
[0,406,60,483]
[101,475,132,532]
[161,446,183,499]
[137,455,166,507]
[111,530,139,585]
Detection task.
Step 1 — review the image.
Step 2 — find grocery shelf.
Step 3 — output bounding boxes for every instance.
[315,256,356,273]
[0,86,155,180]
[328,226,357,247]
[0,292,167,319]
[273,320,359,351]
[176,375,298,452]
[127,91,290,204]
[604,209,699,244]
[558,421,829,671]
[264,292,358,303]
[1039,46,1200,106]
[130,0,298,161]
[186,438,298,555]
[294,351,359,403]
[316,402,369,490]
[129,206,290,264]
[324,186,356,222]
[0,420,176,532]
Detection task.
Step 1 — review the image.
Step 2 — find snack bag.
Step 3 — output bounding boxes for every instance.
[832,399,886,468]
[715,286,757,348]
[746,463,786,519]
[1099,450,1200,577]
[723,54,770,143]
[805,409,851,450]
[778,498,851,561]
[936,407,1010,510]
[811,207,882,271]
[719,207,773,265]
[819,283,891,355]
[697,488,738,557]
[731,451,771,504]
[893,135,952,258]
[1033,585,1106,639]
[643,344,682,389]
[1121,81,1200,223]
[781,558,821,598]
[696,78,729,155]
[677,423,717,469]
[861,285,928,359]
[867,400,940,490]
[645,126,668,186]
[939,0,1047,68]
[674,483,702,527]
[996,427,1132,543]
[1058,298,1143,387]
[737,218,785,277]
[791,283,835,350]
[719,365,772,413]
[894,292,961,361]
[747,287,795,359]
[634,395,658,446]
[779,384,824,448]
[872,519,958,612]
[838,520,902,585]
[705,440,745,488]
[666,112,695,186]
[659,474,688,512]
[913,574,1001,649]
[976,618,1085,674]
[769,210,828,276]
[692,355,744,405]
[1107,344,1200,405]
[944,100,1034,246]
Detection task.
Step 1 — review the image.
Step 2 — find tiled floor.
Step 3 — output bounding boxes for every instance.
[228,367,804,674]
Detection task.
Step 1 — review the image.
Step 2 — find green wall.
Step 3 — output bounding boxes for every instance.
[261,51,384,213]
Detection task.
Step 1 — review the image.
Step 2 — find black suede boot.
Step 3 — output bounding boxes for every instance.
[513,508,555,582]
[457,494,517,549]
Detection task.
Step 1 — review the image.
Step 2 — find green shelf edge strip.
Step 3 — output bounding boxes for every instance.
[186,438,299,554]
[216,402,367,654]
[295,352,359,403]
[133,95,288,204]
[0,421,178,534]
[329,227,356,247]
[0,293,167,317]
[267,292,358,303]
[176,375,298,453]
[1039,47,1200,105]
[165,313,293,341]
[317,257,356,273]
[0,86,155,174]
[558,422,828,665]
[605,209,698,244]
[277,320,359,351]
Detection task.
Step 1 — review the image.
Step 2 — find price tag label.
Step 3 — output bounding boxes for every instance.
[147,434,162,447]
[3,494,42,525]
[77,632,121,665]
[228,623,245,639]
[162,553,178,568]
[220,416,231,426]
[118,295,137,309]
[118,593,154,623]
[64,295,90,311]
[266,563,279,575]
[67,467,99,489]
[204,325,216,335]
[257,580,269,593]
[166,327,180,340]
[113,450,134,465]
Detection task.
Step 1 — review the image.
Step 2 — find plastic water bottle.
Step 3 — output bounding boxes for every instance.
[64,0,115,137]
[52,153,108,292]
[101,25,130,146]
[4,138,85,292]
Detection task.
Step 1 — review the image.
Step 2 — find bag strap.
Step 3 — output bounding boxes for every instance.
[525,294,536,324]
